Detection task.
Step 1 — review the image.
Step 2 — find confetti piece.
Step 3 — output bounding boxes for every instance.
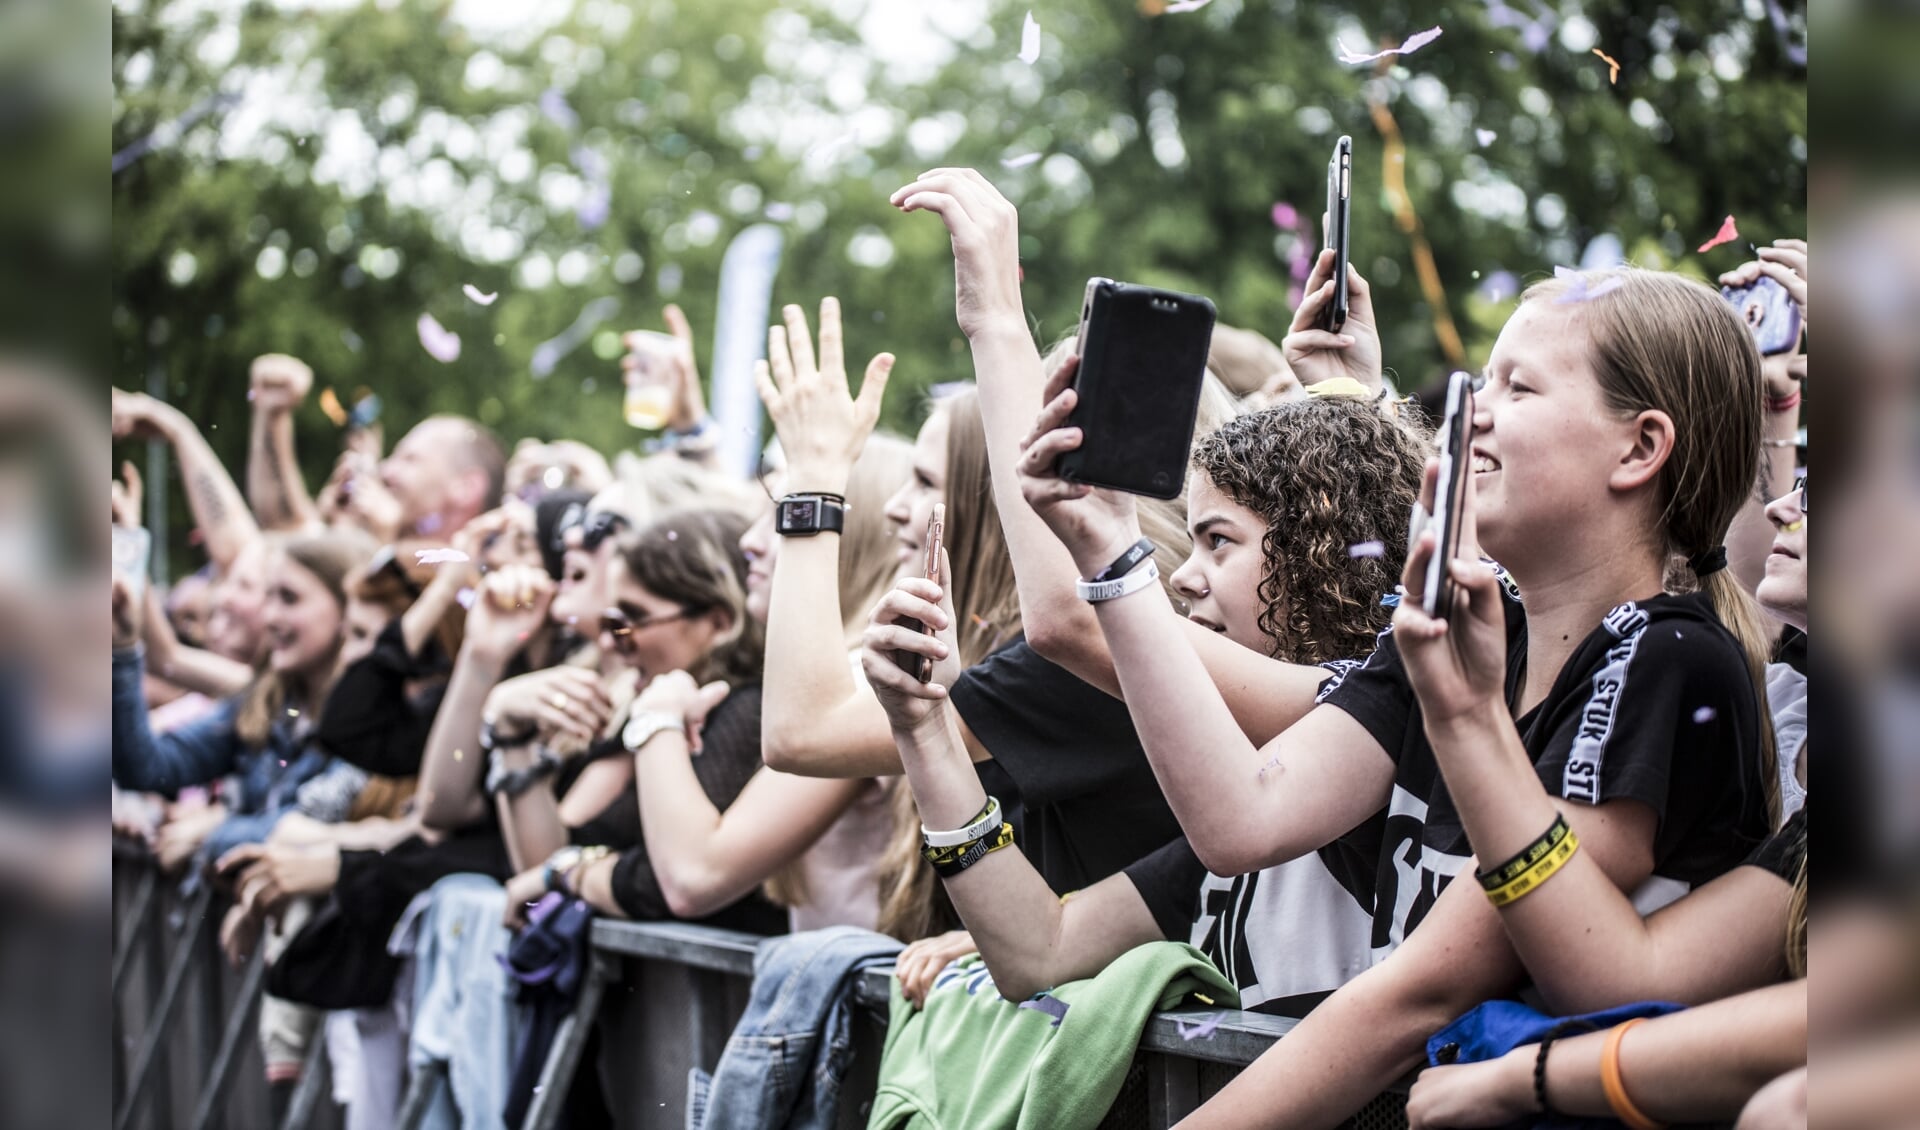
[1018,11,1041,64]
[1692,706,1717,724]
[1475,128,1498,147]
[1257,752,1282,778]
[1162,0,1214,11]
[531,296,621,378]
[1592,47,1621,84]
[1348,540,1387,559]
[1270,201,1299,229]
[456,587,478,609]
[463,284,498,306]
[539,87,578,130]
[318,387,349,427]
[1175,1013,1225,1040]
[1696,215,1740,254]
[1551,265,1625,305]
[415,548,472,565]
[1336,26,1442,65]
[112,92,242,174]
[416,313,462,363]
[1000,151,1042,170]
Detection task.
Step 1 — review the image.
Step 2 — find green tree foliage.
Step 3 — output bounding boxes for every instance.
[113,0,1804,575]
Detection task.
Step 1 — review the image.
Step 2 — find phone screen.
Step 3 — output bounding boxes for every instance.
[1422,372,1475,619]
[1720,275,1803,357]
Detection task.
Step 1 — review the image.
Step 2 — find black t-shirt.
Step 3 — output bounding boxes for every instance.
[1743,805,1808,884]
[950,638,1183,896]
[316,617,451,777]
[566,684,785,935]
[1319,582,1771,959]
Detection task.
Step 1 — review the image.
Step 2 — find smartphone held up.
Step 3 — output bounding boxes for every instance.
[1054,278,1216,500]
[1318,135,1354,333]
[891,503,945,683]
[1419,370,1476,621]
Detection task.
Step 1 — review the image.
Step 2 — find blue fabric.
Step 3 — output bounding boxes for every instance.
[688,925,903,1130]
[1426,999,1688,1129]
[502,895,595,1127]
[406,875,521,1130]
[113,646,334,864]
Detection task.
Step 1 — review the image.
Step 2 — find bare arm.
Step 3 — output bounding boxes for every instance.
[416,642,505,833]
[140,586,253,698]
[245,354,321,531]
[1406,980,1807,1129]
[112,389,260,571]
[1183,799,1657,1130]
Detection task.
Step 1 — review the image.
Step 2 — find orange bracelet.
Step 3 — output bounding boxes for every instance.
[1600,1019,1664,1130]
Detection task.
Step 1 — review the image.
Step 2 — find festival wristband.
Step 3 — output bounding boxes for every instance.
[1090,537,1158,583]
[1600,1020,1664,1130]
[1075,560,1160,603]
[1476,814,1572,890]
[925,823,1016,878]
[921,796,1001,849]
[1484,827,1580,908]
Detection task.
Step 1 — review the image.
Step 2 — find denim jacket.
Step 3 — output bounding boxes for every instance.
[688,926,903,1130]
[112,646,332,863]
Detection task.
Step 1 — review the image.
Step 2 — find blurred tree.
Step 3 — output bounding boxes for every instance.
[112,0,1805,576]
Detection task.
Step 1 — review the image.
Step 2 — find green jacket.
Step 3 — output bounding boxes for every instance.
[868,942,1238,1130]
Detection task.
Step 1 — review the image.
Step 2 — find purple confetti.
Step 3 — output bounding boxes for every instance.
[1348,540,1387,559]
[456,587,478,609]
[576,182,611,231]
[1018,11,1041,65]
[416,313,462,363]
[1477,270,1519,303]
[415,548,472,566]
[112,92,242,174]
[531,296,621,379]
[539,87,578,130]
[1551,266,1625,305]
[463,284,498,306]
[1270,201,1299,229]
[415,512,446,536]
[1001,151,1042,170]
[1762,0,1808,66]
[1692,706,1717,724]
[1476,128,1498,147]
[1175,1012,1225,1040]
[1336,26,1442,65]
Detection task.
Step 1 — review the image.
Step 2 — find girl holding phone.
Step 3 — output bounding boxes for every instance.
[1014,267,1778,1126]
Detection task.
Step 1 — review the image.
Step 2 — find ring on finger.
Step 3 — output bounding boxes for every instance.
[552,693,571,710]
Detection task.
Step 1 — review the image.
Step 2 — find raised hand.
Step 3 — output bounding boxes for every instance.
[249,354,314,415]
[753,296,893,495]
[1283,249,1385,393]
[111,387,186,443]
[462,563,556,664]
[859,557,962,731]
[1719,238,1809,399]
[889,168,1026,340]
[1013,351,1145,577]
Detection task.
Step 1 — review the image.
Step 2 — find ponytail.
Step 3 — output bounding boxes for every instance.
[1701,568,1782,828]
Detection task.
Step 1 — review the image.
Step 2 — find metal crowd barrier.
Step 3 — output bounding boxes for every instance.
[115,841,1406,1129]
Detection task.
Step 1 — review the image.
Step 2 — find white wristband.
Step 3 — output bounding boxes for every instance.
[1075,560,1159,603]
[921,796,1002,848]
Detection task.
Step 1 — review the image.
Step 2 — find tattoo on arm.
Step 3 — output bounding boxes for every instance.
[191,470,229,526]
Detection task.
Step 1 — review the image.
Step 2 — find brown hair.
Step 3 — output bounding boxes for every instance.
[234,531,376,748]
[1524,268,1779,824]
[616,508,764,688]
[347,553,465,658]
[1191,399,1431,662]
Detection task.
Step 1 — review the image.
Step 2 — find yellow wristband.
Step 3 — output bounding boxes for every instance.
[1484,827,1580,908]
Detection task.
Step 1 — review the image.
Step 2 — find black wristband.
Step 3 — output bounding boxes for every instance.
[1090,537,1157,583]
[479,720,538,753]
[1535,1020,1593,1117]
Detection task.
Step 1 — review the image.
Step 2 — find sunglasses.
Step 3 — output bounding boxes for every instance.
[597,604,698,655]
[556,507,631,555]
[1792,473,1806,514]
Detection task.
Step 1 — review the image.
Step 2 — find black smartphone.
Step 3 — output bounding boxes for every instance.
[891,504,945,682]
[1422,371,1476,619]
[1720,275,1803,357]
[1056,278,1217,500]
[1317,135,1354,333]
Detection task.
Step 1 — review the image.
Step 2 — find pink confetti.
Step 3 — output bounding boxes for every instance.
[1018,11,1041,65]
[1336,26,1442,65]
[1001,151,1042,170]
[1475,129,1498,147]
[1175,1013,1225,1040]
[1270,202,1299,229]
[463,284,498,306]
[416,313,461,363]
[1163,0,1214,11]
[1692,706,1717,724]
[1348,540,1387,559]
[1696,215,1740,254]
[1551,265,1626,305]
[415,548,472,566]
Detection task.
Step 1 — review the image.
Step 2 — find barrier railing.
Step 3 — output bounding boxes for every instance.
[114,843,1407,1130]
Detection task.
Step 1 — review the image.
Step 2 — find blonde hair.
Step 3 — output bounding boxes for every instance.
[235,531,376,748]
[612,452,767,525]
[1524,268,1780,826]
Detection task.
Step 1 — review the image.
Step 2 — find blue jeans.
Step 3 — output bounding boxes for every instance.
[688,926,902,1130]
[402,875,521,1130]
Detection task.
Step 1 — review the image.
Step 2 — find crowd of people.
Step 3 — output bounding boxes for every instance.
[112,167,1820,1129]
